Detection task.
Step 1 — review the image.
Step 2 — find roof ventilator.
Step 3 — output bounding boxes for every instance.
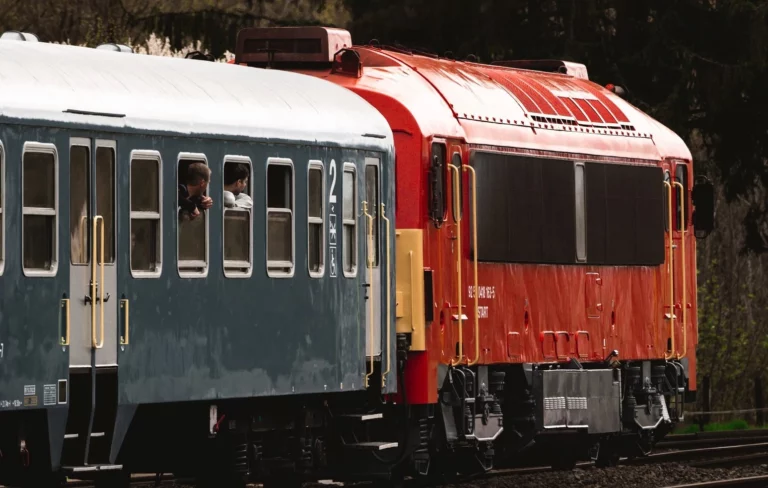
[235,26,351,68]
[331,49,362,78]
[96,43,133,53]
[185,51,215,61]
[1,31,39,42]
[493,59,589,80]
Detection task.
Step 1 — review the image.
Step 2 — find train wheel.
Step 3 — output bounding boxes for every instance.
[594,441,620,468]
[93,470,130,488]
[550,454,577,471]
[20,470,65,488]
[196,474,247,488]
[371,473,405,488]
[261,475,302,488]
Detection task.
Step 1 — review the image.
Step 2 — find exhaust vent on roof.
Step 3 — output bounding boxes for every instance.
[235,26,351,66]
[96,43,133,53]
[493,59,589,80]
[1,31,39,42]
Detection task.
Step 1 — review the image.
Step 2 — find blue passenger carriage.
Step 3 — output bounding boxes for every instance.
[0,36,396,486]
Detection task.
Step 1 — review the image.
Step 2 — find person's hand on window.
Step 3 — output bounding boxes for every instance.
[200,196,213,210]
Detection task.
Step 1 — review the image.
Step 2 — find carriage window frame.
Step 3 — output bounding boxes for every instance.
[0,141,4,276]
[95,140,117,266]
[574,162,587,262]
[22,142,59,277]
[266,157,295,278]
[130,150,163,278]
[223,155,253,278]
[342,163,358,278]
[675,163,689,230]
[69,139,90,267]
[365,158,380,268]
[177,152,209,278]
[307,160,325,278]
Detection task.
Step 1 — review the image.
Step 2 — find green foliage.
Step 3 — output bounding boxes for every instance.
[0,0,351,56]
[676,419,753,434]
[2,0,767,412]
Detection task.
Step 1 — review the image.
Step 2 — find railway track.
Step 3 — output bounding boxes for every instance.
[49,430,768,488]
[662,475,768,488]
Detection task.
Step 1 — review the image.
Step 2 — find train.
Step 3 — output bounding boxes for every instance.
[0,26,715,487]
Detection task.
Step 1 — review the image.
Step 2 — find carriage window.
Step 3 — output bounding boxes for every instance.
[96,146,116,264]
[429,143,447,225]
[343,164,357,276]
[131,153,161,276]
[178,156,209,276]
[472,152,575,263]
[70,145,90,265]
[585,162,664,265]
[223,158,252,276]
[574,163,587,262]
[266,159,294,276]
[365,162,380,267]
[23,146,57,274]
[308,162,324,277]
[675,164,689,230]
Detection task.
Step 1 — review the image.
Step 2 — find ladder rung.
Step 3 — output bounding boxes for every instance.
[340,413,383,422]
[63,464,123,473]
[346,441,398,451]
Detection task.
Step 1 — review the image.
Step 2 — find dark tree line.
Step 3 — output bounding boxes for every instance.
[1,0,767,414]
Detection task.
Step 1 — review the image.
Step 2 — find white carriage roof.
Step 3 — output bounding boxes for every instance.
[0,40,393,148]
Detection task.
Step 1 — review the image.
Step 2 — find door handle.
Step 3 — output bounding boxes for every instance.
[91,216,105,349]
[60,299,70,346]
[120,299,130,345]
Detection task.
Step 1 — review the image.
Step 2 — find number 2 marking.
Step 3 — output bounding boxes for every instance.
[329,159,337,204]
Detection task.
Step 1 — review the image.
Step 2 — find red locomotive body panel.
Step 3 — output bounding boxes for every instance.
[286,44,697,405]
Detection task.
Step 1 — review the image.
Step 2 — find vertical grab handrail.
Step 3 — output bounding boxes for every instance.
[464,165,480,366]
[60,298,70,346]
[120,299,130,345]
[362,201,375,387]
[90,217,98,348]
[663,182,675,360]
[448,164,464,366]
[380,203,392,387]
[92,216,105,349]
[673,181,687,359]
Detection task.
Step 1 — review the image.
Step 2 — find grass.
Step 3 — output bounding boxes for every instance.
[675,419,758,434]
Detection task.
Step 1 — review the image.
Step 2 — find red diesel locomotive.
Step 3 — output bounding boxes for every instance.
[236,26,715,478]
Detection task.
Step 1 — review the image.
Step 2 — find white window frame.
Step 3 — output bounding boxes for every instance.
[22,142,59,277]
[342,162,358,278]
[177,152,209,278]
[574,162,587,263]
[130,150,163,278]
[223,155,253,278]
[95,139,117,267]
[307,160,325,278]
[0,141,4,276]
[69,137,91,268]
[266,157,295,278]
[364,157,381,268]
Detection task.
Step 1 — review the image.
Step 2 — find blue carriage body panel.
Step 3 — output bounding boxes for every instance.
[0,39,396,414]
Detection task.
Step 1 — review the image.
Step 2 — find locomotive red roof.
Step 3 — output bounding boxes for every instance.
[235,26,691,163]
[323,46,691,163]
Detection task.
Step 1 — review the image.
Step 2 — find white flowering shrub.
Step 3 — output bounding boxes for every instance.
[130,33,234,62]
[54,33,234,62]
